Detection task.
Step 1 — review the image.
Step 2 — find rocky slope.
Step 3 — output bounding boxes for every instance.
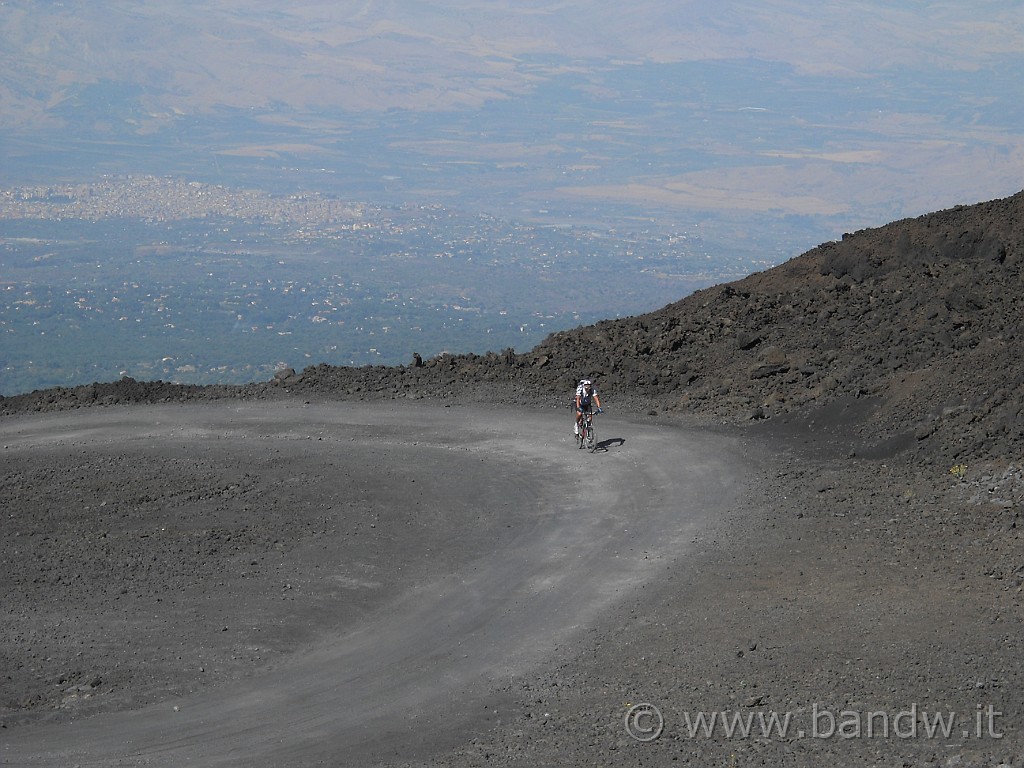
[531,190,1023,462]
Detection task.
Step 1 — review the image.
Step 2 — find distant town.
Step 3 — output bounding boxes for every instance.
[1,177,768,395]
[1,176,367,226]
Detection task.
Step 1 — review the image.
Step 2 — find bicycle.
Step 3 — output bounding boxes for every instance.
[575,408,602,452]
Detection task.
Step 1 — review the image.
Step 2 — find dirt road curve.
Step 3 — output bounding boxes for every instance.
[1,402,746,767]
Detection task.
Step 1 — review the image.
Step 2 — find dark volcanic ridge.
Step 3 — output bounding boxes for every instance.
[4,190,1023,468]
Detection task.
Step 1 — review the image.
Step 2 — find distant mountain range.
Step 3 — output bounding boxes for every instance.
[4,1,1006,120]
[3,1,1022,234]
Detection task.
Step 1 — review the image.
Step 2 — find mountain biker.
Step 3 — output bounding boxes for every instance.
[574,379,602,436]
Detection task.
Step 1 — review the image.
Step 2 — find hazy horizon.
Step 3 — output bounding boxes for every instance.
[3,1,1022,233]
[2,1,1023,393]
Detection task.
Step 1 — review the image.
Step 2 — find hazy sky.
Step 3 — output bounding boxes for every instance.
[3,1,1023,236]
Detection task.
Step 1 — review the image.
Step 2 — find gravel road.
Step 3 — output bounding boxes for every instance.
[1,401,746,767]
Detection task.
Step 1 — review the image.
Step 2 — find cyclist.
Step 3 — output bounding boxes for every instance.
[574,379,603,437]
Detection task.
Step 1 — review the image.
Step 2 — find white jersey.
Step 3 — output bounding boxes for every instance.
[576,382,597,404]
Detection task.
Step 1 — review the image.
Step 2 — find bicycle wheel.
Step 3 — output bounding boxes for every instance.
[587,419,597,452]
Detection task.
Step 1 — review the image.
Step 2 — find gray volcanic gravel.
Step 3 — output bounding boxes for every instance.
[2,400,1021,767]
[3,401,750,766]
[3,190,1024,766]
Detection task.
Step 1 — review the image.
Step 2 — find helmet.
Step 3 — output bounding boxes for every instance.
[580,379,592,387]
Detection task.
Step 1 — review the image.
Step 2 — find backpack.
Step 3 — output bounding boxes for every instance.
[576,380,594,408]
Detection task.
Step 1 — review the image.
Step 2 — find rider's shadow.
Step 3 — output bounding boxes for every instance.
[595,437,625,452]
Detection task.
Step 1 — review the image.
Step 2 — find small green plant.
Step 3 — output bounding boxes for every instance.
[949,464,967,480]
